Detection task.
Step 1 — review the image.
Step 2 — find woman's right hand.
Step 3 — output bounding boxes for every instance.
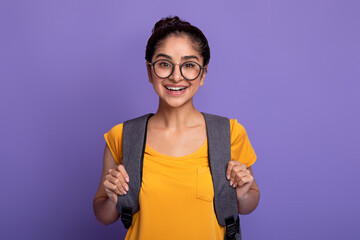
[103,165,130,205]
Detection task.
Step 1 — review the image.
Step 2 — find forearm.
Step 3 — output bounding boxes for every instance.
[237,189,260,215]
[93,197,120,225]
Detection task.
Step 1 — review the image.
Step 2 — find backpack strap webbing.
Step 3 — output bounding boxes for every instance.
[116,113,153,229]
[202,113,241,240]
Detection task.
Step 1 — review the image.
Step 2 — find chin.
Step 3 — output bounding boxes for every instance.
[161,98,193,109]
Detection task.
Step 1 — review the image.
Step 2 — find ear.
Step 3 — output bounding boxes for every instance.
[146,62,153,84]
[199,66,207,86]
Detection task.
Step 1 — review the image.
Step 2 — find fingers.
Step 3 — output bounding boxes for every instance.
[105,174,127,195]
[109,168,129,193]
[104,188,118,204]
[103,179,121,205]
[234,174,254,188]
[115,165,130,183]
[103,165,130,198]
[226,161,253,188]
[226,160,243,180]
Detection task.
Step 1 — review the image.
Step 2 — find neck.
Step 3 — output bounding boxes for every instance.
[152,99,203,130]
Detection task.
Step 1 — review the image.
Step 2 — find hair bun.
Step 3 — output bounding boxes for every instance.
[146,16,210,66]
[152,16,190,33]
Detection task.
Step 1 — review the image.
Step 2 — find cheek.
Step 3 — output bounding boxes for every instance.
[152,78,165,91]
[149,71,162,85]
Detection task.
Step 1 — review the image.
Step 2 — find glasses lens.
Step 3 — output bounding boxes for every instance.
[181,62,201,80]
[154,60,173,78]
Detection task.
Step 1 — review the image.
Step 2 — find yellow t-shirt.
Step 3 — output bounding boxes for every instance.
[104,119,257,240]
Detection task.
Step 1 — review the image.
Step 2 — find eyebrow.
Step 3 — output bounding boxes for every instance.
[182,55,199,61]
[154,53,172,60]
[154,53,200,62]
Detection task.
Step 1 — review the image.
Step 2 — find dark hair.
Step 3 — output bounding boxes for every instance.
[145,16,210,66]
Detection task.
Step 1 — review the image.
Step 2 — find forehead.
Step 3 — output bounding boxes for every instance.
[153,34,202,61]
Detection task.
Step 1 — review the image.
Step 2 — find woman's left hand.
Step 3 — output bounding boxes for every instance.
[226,160,254,199]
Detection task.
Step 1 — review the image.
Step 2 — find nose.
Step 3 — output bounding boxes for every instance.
[169,63,182,82]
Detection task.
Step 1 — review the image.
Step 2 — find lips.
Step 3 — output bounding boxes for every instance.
[165,86,187,91]
[164,84,188,95]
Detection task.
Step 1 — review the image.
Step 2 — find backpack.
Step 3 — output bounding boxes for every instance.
[117,113,241,240]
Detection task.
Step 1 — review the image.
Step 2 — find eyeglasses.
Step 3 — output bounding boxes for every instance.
[148,59,204,81]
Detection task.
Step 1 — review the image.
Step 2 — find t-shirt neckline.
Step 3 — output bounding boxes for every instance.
[145,139,207,160]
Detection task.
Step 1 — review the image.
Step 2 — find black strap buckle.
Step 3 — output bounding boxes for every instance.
[121,207,133,229]
[225,216,240,240]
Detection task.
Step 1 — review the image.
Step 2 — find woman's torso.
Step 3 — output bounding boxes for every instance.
[103,118,257,239]
[125,141,226,240]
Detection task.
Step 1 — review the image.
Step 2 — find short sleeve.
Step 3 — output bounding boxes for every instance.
[104,123,123,164]
[230,119,257,168]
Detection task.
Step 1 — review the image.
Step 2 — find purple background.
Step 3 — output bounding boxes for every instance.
[1,0,359,239]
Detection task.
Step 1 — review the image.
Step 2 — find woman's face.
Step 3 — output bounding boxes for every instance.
[147,34,206,109]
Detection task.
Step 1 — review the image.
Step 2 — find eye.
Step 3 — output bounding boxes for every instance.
[157,60,172,68]
[183,62,196,68]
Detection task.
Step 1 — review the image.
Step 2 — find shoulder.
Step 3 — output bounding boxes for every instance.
[229,118,257,167]
[229,119,247,139]
[104,123,124,142]
[104,123,124,165]
[106,113,153,137]
[108,122,124,133]
[201,113,246,139]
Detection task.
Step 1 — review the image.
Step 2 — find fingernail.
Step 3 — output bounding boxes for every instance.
[124,185,129,191]
[125,177,129,183]
[229,181,233,186]
[227,175,230,180]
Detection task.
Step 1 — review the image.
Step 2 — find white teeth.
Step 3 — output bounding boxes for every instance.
[165,86,186,91]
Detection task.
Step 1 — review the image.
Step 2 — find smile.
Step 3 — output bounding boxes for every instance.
[165,86,187,92]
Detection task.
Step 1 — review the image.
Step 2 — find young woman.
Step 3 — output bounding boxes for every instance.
[93,16,260,239]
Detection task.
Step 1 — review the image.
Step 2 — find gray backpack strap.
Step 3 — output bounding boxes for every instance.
[202,112,241,240]
[116,113,153,229]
